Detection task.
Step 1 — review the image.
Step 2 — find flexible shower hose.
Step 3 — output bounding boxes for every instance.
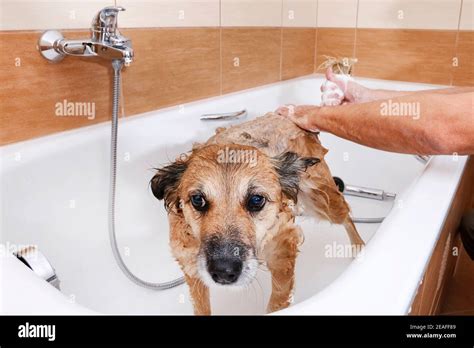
[109,59,185,290]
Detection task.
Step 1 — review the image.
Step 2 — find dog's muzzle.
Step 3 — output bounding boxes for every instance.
[204,237,248,285]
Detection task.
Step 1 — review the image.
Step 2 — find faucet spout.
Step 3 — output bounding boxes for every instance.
[54,39,97,57]
[37,6,133,66]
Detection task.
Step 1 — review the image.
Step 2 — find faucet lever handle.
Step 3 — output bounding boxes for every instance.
[101,5,125,18]
[92,6,126,42]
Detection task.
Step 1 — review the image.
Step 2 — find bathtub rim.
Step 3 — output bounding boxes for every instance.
[275,155,468,315]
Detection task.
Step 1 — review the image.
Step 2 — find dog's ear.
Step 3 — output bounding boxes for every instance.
[150,158,188,212]
[272,152,320,202]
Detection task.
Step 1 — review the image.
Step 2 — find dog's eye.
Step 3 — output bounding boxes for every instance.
[246,195,266,212]
[190,194,207,211]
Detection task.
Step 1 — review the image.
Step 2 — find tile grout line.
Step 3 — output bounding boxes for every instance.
[314,0,319,73]
[353,0,360,75]
[451,0,464,86]
[219,0,223,95]
[279,0,284,81]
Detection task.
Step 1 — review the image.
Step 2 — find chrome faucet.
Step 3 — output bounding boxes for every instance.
[38,6,133,65]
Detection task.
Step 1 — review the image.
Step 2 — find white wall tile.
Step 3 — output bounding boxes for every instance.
[358,0,462,30]
[118,0,220,28]
[460,0,474,30]
[0,0,113,30]
[2,0,468,31]
[221,0,282,27]
[282,0,317,27]
[317,0,358,28]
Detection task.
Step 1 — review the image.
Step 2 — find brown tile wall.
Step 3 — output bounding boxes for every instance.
[452,31,474,87]
[315,28,356,73]
[316,28,473,86]
[281,28,316,81]
[354,29,457,85]
[1,27,473,145]
[122,28,221,115]
[0,30,112,145]
[221,28,281,94]
[0,27,315,145]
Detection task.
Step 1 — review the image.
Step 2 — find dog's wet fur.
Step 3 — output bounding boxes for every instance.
[151,112,364,314]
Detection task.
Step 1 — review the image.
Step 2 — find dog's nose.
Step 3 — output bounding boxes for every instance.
[208,257,243,284]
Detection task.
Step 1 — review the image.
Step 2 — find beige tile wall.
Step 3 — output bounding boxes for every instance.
[0,0,113,30]
[317,0,358,28]
[357,0,462,30]
[282,0,318,27]
[118,0,220,28]
[1,1,470,31]
[460,0,474,30]
[221,0,283,27]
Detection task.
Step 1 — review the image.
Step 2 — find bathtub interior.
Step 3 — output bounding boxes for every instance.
[0,76,432,314]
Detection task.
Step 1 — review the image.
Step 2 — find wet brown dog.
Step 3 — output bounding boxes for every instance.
[151,112,364,315]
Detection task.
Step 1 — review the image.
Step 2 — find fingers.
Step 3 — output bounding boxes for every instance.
[324,66,347,92]
[325,66,336,83]
[275,104,308,118]
[275,105,294,117]
[321,66,357,106]
[275,105,320,132]
[321,80,345,106]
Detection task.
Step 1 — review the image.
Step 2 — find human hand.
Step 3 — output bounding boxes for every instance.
[275,104,321,132]
[320,67,353,106]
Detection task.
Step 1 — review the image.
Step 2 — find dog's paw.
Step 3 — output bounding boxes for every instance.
[266,300,291,314]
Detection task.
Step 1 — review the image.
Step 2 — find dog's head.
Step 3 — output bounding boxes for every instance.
[151,144,319,287]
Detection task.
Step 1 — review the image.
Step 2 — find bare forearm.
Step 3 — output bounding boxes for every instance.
[358,87,474,103]
[314,92,474,155]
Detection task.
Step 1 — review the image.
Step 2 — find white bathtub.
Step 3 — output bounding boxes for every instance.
[0,75,468,315]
